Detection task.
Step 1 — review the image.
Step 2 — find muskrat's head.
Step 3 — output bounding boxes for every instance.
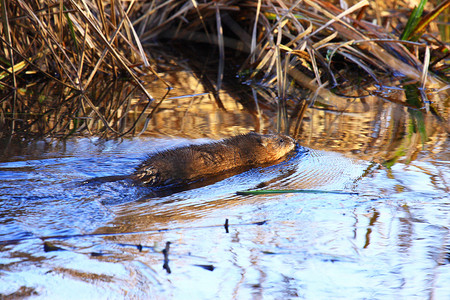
[257,133,296,162]
[237,132,296,163]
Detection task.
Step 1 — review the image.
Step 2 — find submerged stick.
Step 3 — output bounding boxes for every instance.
[162,241,171,274]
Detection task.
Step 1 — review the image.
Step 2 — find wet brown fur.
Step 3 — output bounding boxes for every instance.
[132,132,296,187]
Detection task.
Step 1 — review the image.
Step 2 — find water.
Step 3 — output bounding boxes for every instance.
[1,84,449,298]
[1,134,448,299]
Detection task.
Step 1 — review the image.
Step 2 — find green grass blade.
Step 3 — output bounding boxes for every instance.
[410,0,450,42]
[64,8,79,54]
[236,189,359,195]
[400,0,428,41]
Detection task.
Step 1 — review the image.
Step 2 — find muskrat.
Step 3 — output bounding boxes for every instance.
[132,132,296,187]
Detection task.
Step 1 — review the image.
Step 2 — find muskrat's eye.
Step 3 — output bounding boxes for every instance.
[279,139,284,144]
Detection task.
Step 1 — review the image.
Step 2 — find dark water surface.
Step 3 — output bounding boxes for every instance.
[1,84,449,299]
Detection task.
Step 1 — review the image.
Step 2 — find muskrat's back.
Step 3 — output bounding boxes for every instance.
[132,132,296,187]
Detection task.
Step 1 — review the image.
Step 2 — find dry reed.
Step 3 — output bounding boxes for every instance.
[0,0,448,137]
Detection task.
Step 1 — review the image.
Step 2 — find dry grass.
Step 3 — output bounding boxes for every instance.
[0,0,448,137]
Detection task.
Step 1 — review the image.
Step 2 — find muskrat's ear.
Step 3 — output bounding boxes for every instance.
[259,135,269,147]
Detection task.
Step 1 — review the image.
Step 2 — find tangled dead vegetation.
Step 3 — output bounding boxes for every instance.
[0,0,448,137]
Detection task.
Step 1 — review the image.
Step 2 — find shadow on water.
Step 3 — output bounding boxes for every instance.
[0,73,449,298]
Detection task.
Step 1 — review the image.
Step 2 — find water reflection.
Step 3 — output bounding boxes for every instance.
[0,82,449,298]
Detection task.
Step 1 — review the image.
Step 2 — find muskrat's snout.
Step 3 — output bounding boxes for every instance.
[281,134,296,148]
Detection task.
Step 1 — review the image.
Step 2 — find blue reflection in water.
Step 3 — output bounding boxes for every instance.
[0,137,449,299]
